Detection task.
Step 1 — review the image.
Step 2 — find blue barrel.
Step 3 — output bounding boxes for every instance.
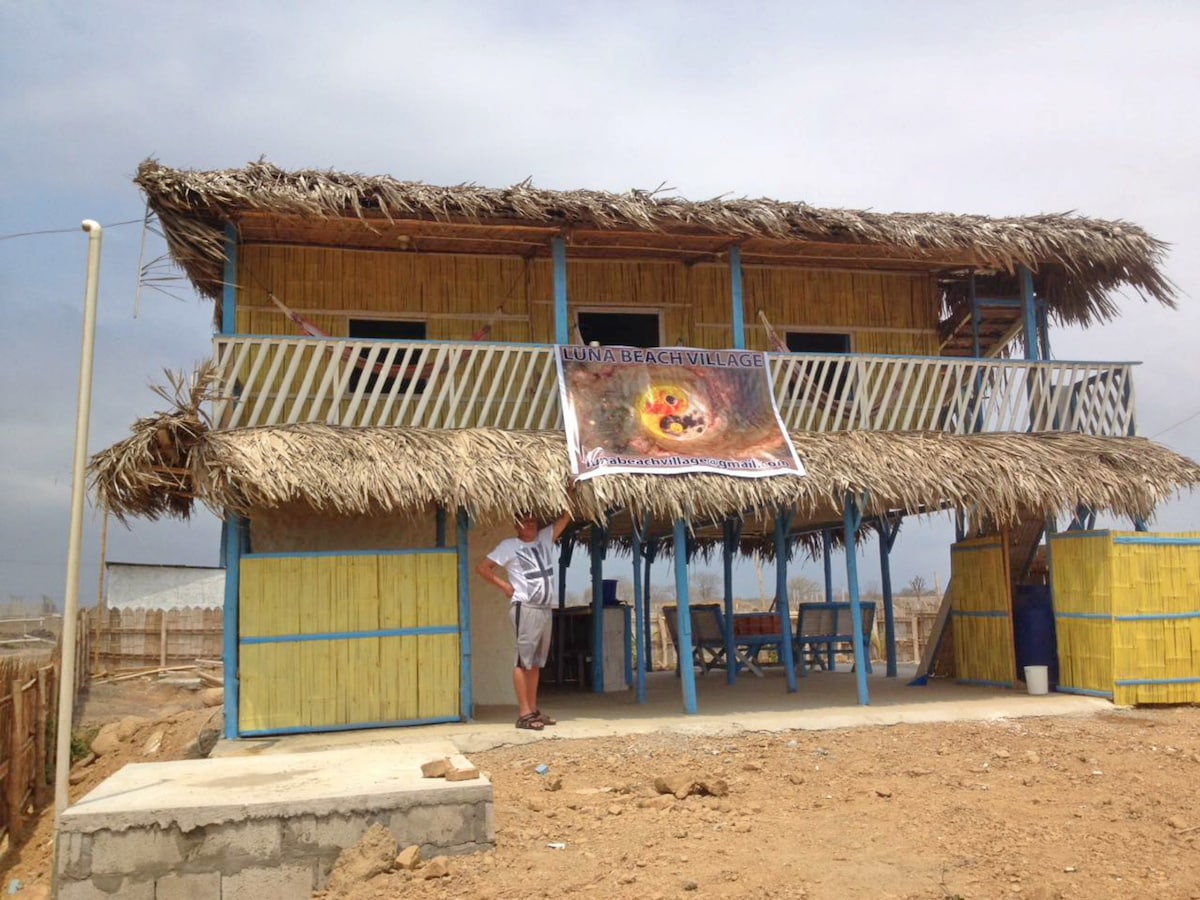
[602,578,619,605]
[1013,585,1058,685]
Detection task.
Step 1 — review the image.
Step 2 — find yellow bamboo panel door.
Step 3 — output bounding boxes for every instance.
[1048,533,1114,698]
[239,551,459,735]
[950,537,1016,687]
[1109,533,1200,706]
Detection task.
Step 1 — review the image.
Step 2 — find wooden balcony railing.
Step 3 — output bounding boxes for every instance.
[210,336,1137,437]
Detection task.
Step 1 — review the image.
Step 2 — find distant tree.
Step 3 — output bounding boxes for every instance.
[690,571,721,603]
[906,576,928,599]
[788,576,821,605]
[41,594,56,614]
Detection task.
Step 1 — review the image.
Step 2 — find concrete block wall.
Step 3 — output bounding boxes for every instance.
[56,799,493,898]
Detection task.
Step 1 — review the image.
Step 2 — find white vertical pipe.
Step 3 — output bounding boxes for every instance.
[55,220,103,825]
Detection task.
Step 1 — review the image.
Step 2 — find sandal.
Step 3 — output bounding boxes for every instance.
[533,709,557,726]
[515,713,545,731]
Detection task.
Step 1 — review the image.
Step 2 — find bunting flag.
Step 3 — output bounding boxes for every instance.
[556,344,804,480]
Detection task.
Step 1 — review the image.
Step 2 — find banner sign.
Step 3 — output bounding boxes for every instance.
[556,345,804,480]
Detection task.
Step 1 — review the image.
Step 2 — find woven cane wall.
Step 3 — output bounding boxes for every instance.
[233,245,939,353]
[238,551,459,734]
[1051,531,1200,705]
[950,536,1016,687]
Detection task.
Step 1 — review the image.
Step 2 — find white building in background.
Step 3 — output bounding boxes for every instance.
[104,563,223,612]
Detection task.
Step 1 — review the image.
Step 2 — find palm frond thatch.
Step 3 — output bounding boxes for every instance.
[135,159,1175,328]
[90,420,1199,535]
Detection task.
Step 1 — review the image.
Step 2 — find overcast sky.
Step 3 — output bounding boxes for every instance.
[2,1,1198,608]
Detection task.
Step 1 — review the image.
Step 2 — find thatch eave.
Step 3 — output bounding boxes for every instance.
[89,419,1200,540]
[135,159,1176,329]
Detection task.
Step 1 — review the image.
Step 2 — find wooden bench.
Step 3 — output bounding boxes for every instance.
[794,602,876,676]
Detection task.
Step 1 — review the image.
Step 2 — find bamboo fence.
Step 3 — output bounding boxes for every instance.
[0,609,90,857]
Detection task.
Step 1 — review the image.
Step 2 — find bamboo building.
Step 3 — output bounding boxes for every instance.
[91,159,1200,737]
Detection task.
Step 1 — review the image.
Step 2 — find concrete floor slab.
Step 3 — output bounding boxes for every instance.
[213,667,1109,758]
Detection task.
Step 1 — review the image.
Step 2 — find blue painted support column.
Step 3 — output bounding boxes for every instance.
[643,538,659,669]
[774,510,799,693]
[722,519,740,685]
[876,517,901,678]
[590,525,606,693]
[1019,265,1038,361]
[730,246,745,349]
[1037,301,1051,362]
[673,519,698,714]
[555,533,574,686]
[222,224,238,336]
[843,495,870,706]
[457,508,473,720]
[222,515,242,738]
[822,529,835,670]
[632,520,646,703]
[220,226,240,739]
[553,236,569,345]
[969,273,981,359]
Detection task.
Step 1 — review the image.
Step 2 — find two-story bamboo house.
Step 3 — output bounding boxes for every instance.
[91,159,1200,738]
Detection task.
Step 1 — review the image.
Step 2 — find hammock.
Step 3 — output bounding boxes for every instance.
[268,293,494,382]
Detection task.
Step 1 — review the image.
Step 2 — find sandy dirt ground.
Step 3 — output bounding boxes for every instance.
[3,683,1199,899]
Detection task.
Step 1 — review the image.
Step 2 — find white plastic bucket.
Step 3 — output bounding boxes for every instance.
[1024,665,1049,695]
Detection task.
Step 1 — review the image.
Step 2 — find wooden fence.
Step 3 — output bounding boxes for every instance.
[92,608,223,673]
[0,609,90,857]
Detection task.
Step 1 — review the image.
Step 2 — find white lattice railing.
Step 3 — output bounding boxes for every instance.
[209,336,1137,437]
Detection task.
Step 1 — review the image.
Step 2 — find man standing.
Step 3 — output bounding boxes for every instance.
[476,510,573,730]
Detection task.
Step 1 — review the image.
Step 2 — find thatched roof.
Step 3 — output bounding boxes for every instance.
[136,159,1174,328]
[91,418,1199,540]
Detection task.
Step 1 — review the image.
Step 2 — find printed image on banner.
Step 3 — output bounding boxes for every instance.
[556,345,804,479]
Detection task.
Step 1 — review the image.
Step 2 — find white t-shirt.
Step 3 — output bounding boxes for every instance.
[487,526,557,608]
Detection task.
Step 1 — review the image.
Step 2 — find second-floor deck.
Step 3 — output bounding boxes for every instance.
[209,336,1137,438]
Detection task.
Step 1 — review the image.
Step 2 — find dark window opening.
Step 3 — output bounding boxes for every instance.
[785,331,852,397]
[577,311,662,348]
[347,318,427,394]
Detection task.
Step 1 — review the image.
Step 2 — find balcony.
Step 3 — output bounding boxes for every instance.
[210,336,1137,437]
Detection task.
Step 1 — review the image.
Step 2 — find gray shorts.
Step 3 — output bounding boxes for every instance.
[510,603,552,670]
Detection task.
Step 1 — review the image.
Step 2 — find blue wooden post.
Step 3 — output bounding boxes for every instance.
[632,520,646,703]
[553,236,569,345]
[643,538,659,669]
[722,519,739,685]
[222,515,242,738]
[774,510,799,693]
[969,273,981,359]
[673,519,698,714]
[844,495,870,706]
[557,534,574,609]
[1037,301,1051,361]
[222,224,238,336]
[590,525,606,692]
[730,246,745,350]
[1020,265,1038,361]
[822,528,835,670]
[457,508,473,720]
[877,517,900,678]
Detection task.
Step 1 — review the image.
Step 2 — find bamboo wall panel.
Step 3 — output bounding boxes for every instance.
[238,246,534,342]
[950,537,1016,686]
[1048,533,1113,696]
[238,552,458,734]
[1051,532,1200,705]
[236,246,939,353]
